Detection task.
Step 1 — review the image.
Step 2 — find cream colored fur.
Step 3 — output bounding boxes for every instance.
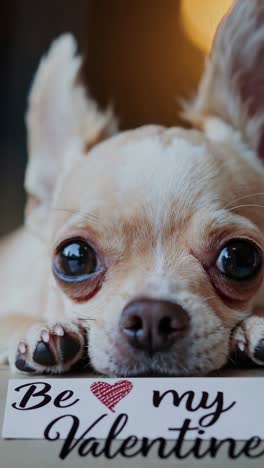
[1,0,264,376]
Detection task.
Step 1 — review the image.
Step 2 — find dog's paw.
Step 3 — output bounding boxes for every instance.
[10,321,86,374]
[232,315,264,366]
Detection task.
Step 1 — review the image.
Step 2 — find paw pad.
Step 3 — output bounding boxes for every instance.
[60,332,81,362]
[14,323,84,373]
[254,338,264,362]
[15,356,35,373]
[33,340,57,366]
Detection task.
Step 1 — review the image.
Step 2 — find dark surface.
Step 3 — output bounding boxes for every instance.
[0,1,87,237]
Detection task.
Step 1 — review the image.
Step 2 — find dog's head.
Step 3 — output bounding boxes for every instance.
[25,0,264,376]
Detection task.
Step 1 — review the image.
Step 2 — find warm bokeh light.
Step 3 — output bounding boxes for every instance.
[180,0,233,53]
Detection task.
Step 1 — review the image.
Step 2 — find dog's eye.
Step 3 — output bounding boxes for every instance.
[54,240,97,279]
[216,240,261,281]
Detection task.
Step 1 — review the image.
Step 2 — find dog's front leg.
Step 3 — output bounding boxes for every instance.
[232,310,264,366]
[0,315,87,374]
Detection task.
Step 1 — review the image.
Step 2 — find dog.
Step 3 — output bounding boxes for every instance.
[1,0,264,377]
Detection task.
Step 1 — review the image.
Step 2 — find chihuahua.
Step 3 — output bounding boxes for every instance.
[1,0,264,377]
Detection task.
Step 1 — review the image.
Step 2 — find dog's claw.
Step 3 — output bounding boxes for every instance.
[18,342,27,354]
[237,341,245,352]
[40,330,50,343]
[54,323,64,336]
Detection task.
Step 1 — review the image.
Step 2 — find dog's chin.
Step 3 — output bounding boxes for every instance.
[115,370,188,378]
[89,338,230,378]
[91,361,218,378]
[95,368,209,378]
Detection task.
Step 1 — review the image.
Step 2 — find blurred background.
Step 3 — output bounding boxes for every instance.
[0,0,232,237]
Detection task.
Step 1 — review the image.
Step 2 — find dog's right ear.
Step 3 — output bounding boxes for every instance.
[183,0,264,160]
[25,34,117,234]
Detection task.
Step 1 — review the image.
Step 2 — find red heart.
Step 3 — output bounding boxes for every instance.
[90,380,133,413]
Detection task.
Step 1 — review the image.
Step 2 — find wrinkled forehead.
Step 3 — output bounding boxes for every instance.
[58,126,222,222]
[52,124,264,252]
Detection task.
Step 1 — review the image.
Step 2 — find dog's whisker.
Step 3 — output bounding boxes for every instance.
[81,354,95,371]
[198,294,220,304]
[228,203,264,212]
[78,317,96,322]
[223,192,264,210]
[53,207,100,223]
[178,364,189,375]
[221,350,239,369]
[52,208,113,235]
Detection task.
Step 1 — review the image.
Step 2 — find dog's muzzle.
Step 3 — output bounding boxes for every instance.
[119,298,190,354]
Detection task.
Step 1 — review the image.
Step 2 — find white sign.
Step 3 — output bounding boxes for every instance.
[2,377,264,460]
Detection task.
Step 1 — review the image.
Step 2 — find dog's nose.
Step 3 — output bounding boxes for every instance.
[119,299,190,353]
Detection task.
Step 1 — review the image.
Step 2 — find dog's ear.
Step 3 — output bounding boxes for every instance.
[25,34,117,225]
[183,0,264,159]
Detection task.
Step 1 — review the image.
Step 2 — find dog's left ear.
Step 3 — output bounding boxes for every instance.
[25,34,117,227]
[183,0,264,160]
